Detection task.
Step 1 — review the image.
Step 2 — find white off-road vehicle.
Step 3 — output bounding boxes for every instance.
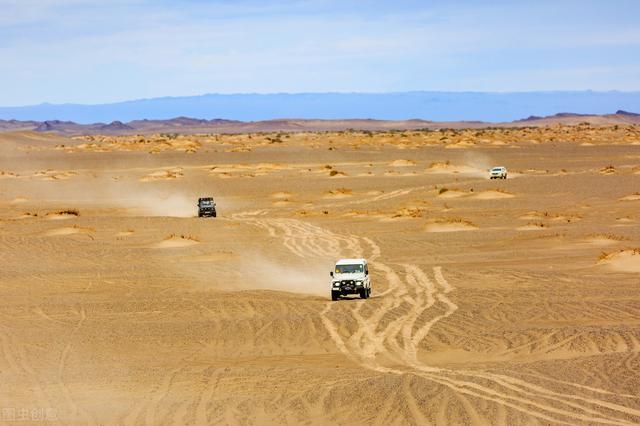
[330,258,371,301]
[489,166,508,179]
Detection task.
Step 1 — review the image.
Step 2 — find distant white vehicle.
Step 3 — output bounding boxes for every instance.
[330,258,371,301]
[490,166,508,179]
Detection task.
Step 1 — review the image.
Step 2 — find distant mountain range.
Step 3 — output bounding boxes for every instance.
[1,91,639,124]
[1,111,639,135]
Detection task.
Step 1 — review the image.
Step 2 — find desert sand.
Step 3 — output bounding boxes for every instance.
[1,125,640,424]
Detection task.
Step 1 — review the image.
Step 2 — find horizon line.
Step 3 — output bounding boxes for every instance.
[3,89,640,109]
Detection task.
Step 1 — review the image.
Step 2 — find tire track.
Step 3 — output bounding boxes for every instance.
[243,216,640,425]
[0,327,54,414]
[57,279,96,426]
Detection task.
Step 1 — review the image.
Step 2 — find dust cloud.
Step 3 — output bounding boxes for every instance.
[235,253,330,296]
[124,192,196,217]
[463,152,493,177]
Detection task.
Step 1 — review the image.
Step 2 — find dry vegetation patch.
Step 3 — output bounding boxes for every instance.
[436,188,468,198]
[329,169,347,177]
[46,209,80,220]
[390,207,424,219]
[517,222,549,231]
[323,188,353,199]
[0,170,19,178]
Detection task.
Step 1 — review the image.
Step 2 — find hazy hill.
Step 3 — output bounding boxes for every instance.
[1,91,639,124]
[0,112,638,136]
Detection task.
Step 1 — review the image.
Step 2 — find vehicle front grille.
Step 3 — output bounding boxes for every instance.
[340,280,356,290]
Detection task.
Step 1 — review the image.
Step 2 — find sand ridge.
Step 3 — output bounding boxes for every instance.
[154,234,200,248]
[44,225,94,236]
[599,249,640,272]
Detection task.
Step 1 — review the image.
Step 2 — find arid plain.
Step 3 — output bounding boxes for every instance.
[1,125,640,425]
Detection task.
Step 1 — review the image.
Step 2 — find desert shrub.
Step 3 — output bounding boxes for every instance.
[55,209,79,216]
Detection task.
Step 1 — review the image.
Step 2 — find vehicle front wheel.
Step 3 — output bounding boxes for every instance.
[331,291,339,301]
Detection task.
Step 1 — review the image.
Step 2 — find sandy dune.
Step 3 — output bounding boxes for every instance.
[426,161,482,175]
[620,192,640,201]
[140,167,184,181]
[473,189,515,199]
[389,159,417,167]
[155,234,200,248]
[1,126,640,424]
[44,225,93,236]
[425,218,478,232]
[599,249,640,272]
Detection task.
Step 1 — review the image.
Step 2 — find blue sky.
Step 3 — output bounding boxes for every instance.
[1,0,639,106]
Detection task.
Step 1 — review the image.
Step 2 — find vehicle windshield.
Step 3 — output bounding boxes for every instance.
[200,200,213,206]
[491,168,503,172]
[335,264,364,274]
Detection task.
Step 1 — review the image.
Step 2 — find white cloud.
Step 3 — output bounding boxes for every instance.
[0,0,639,104]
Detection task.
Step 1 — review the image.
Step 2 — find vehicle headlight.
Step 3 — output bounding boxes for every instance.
[332,281,340,287]
[356,280,363,285]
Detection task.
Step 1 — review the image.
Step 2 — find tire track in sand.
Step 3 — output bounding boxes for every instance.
[244,217,640,425]
[57,279,96,425]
